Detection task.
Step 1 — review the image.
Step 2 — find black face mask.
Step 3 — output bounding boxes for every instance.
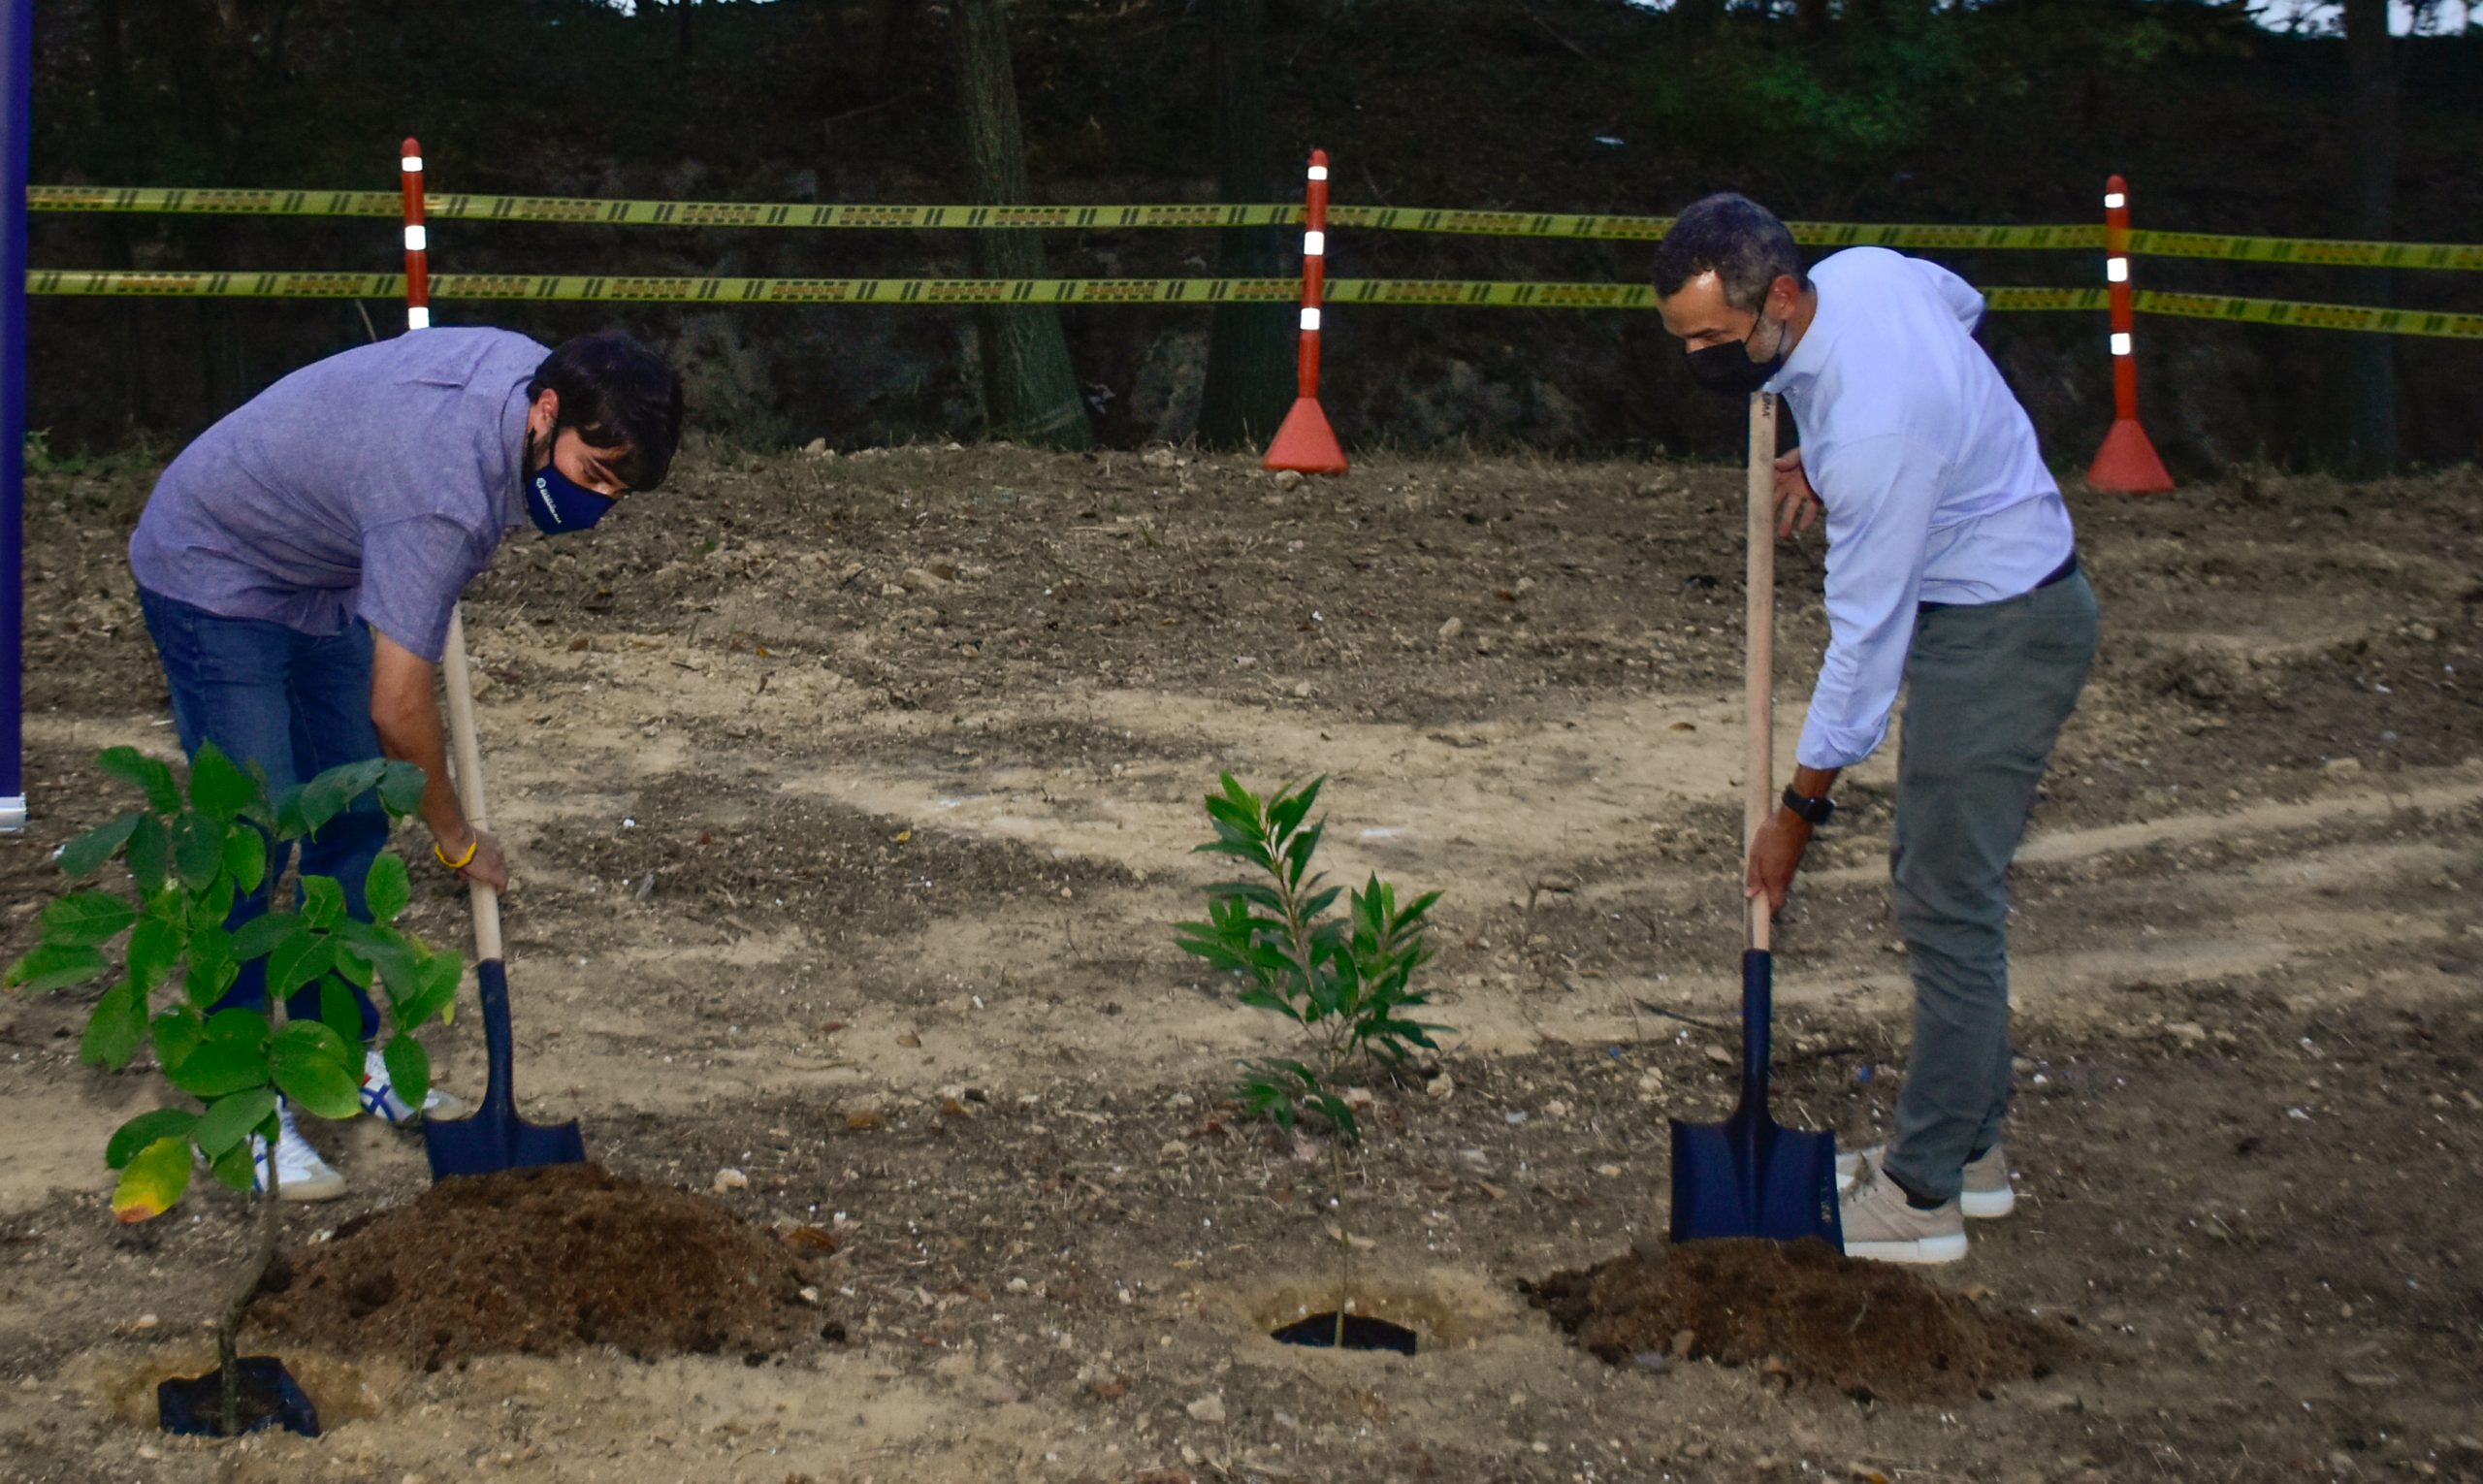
[1685,317,1785,398]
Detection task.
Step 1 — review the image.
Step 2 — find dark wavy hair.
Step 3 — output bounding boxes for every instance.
[527,331,685,491]
[1652,193,1810,311]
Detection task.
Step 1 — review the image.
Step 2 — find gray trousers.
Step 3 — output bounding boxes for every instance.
[1882,568,2098,1203]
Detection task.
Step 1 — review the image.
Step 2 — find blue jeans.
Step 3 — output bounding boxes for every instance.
[137,587,384,1040]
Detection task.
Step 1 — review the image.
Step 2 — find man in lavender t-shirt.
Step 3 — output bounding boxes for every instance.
[129,327,682,1199]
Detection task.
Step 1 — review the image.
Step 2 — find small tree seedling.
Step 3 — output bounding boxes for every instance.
[5,742,462,1436]
[1176,773,1449,1345]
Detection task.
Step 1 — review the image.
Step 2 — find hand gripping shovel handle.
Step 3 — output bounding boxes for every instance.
[439,608,512,1115]
[1740,391,1777,1102]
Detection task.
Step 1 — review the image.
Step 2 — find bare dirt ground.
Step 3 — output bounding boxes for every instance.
[2,445,2478,1484]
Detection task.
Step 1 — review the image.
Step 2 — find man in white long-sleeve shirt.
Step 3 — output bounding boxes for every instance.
[1651,193,2099,1264]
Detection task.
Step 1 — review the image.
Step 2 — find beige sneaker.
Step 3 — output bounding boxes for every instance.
[1839,1156,1967,1265]
[1837,1142,2015,1218]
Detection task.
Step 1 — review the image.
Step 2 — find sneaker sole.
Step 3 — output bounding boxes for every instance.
[1843,1233,1969,1265]
[1959,1187,2015,1220]
[1839,1173,2015,1220]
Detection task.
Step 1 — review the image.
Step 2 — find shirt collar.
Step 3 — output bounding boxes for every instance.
[1765,286,1837,396]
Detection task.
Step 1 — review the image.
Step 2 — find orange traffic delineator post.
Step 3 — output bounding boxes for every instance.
[1263,148,1347,475]
[400,137,431,332]
[2085,175,2175,493]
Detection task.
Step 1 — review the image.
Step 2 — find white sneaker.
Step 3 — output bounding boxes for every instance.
[1837,1142,2015,1219]
[251,1102,346,1203]
[1839,1156,1967,1265]
[360,1048,468,1127]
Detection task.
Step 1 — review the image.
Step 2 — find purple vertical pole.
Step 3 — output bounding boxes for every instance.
[0,0,29,830]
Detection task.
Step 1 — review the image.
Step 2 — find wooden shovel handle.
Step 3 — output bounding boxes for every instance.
[439,607,503,963]
[1744,392,1777,955]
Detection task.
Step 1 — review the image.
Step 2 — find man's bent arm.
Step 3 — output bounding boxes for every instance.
[369,630,469,851]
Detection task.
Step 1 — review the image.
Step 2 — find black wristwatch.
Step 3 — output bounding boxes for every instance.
[1781,786,1836,826]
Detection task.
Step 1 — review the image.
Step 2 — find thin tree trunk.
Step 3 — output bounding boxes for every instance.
[218,1166,280,1435]
[2342,0,2397,476]
[1797,0,1831,35]
[1198,0,1293,449]
[1674,0,1722,39]
[952,0,1093,449]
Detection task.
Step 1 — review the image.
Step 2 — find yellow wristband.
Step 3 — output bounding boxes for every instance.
[434,836,480,871]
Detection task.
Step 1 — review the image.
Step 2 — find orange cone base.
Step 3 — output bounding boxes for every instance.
[1262,397,1349,475]
[2086,417,2175,494]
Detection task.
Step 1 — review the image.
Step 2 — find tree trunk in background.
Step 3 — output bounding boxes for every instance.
[678,0,695,61]
[952,0,1094,449]
[1797,0,1831,36]
[2342,0,2398,476]
[1198,0,1293,449]
[1673,0,1722,39]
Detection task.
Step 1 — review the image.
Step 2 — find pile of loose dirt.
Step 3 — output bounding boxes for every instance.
[1524,1239,2074,1403]
[246,1165,833,1371]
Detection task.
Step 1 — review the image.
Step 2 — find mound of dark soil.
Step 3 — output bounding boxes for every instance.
[247,1165,833,1370]
[1524,1239,2076,1403]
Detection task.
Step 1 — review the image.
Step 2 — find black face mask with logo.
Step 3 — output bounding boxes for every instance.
[1685,317,1785,398]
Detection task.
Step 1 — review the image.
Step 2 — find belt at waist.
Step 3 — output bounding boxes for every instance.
[1918,550,2079,614]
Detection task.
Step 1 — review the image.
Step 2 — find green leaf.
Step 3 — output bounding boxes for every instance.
[125,813,172,892]
[1268,775,1325,841]
[106,1108,199,1170]
[381,1035,430,1113]
[81,980,149,1068]
[99,747,180,814]
[5,942,109,993]
[1309,1092,1361,1144]
[266,925,336,998]
[171,810,223,891]
[301,875,347,931]
[183,872,237,934]
[377,760,428,818]
[270,784,310,841]
[319,976,367,1048]
[126,916,182,992]
[407,951,462,1027]
[231,912,294,963]
[152,1004,206,1073]
[1216,773,1259,817]
[188,741,261,823]
[298,759,385,838]
[269,1022,362,1118]
[112,1137,193,1223]
[221,824,268,894]
[1285,821,1326,887]
[166,1018,271,1100]
[207,1140,255,1193]
[364,854,412,924]
[192,1087,278,1159]
[56,813,141,878]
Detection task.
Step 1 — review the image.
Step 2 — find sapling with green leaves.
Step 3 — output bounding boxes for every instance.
[4,742,462,1436]
[1176,773,1448,1345]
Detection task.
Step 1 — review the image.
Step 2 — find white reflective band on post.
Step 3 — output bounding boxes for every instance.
[2106,257,2129,283]
[1307,165,1329,181]
[1303,230,1326,257]
[406,306,431,330]
[1300,307,1321,332]
[2103,192,2126,209]
[403,225,428,252]
[402,155,423,174]
[2110,331,2133,357]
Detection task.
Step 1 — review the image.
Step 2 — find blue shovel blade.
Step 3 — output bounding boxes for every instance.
[422,959,586,1179]
[1664,949,1843,1246]
[1667,1109,1842,1245]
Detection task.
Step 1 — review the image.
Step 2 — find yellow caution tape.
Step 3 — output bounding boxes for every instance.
[25,186,1299,231]
[24,271,2482,339]
[31,187,2483,269]
[2127,230,2483,272]
[2132,288,2483,339]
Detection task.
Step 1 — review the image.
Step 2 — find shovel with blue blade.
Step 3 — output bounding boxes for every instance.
[1666,391,1843,1248]
[422,608,586,1180]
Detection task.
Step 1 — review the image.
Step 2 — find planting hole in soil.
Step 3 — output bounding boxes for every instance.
[154,1356,320,1438]
[245,1164,836,1371]
[1525,1238,2080,1403]
[1270,1313,1421,1354]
